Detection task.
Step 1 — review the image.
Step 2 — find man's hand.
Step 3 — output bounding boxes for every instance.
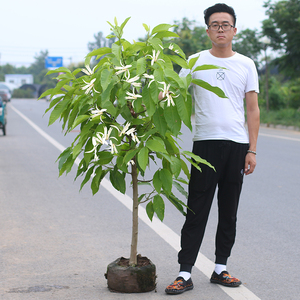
[244,153,256,175]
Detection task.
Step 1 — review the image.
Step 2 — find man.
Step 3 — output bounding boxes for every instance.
[165,3,260,295]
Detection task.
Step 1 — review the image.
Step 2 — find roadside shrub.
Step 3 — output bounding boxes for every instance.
[260,108,300,128]
[12,88,34,98]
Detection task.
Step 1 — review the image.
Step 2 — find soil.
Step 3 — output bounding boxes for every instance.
[118,255,151,267]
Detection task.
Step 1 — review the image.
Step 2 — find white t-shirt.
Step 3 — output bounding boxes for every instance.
[179,50,259,143]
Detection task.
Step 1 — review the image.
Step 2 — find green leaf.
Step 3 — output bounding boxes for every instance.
[164,43,186,59]
[180,158,190,180]
[137,147,149,171]
[153,107,167,136]
[159,168,172,195]
[48,96,70,126]
[168,55,189,69]
[154,31,179,39]
[188,55,200,69]
[123,148,139,165]
[146,201,154,221]
[138,193,146,202]
[153,195,165,221]
[193,64,227,72]
[117,155,128,173]
[192,79,227,99]
[112,43,122,61]
[136,57,146,75]
[164,135,180,155]
[149,81,159,104]
[173,181,188,198]
[174,94,192,131]
[46,67,71,75]
[164,105,181,136]
[106,34,116,39]
[142,87,156,117]
[164,69,182,87]
[58,147,72,172]
[114,17,118,26]
[151,23,175,35]
[110,169,126,194]
[120,17,131,31]
[101,69,113,90]
[164,192,187,216]
[182,150,215,171]
[39,88,54,100]
[80,166,95,191]
[148,37,163,51]
[143,23,150,32]
[98,151,114,165]
[71,114,89,130]
[91,166,103,195]
[170,156,182,178]
[101,81,117,116]
[146,137,167,153]
[153,170,162,193]
[86,47,111,58]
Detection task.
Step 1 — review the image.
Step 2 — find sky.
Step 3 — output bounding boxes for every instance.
[1,0,267,68]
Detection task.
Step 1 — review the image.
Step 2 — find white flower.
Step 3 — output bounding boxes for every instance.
[112,122,140,144]
[103,126,114,141]
[125,75,141,88]
[143,73,155,87]
[131,133,140,144]
[82,78,100,94]
[158,81,179,107]
[90,107,107,120]
[112,122,130,136]
[86,127,115,159]
[125,90,142,106]
[115,62,132,79]
[82,64,96,76]
[127,160,135,166]
[114,122,135,136]
[108,140,118,154]
[146,50,165,66]
[168,44,174,51]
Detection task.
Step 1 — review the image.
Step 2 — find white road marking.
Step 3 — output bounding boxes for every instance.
[259,132,300,142]
[11,104,261,300]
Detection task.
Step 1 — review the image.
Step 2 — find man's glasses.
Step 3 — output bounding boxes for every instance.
[208,23,234,31]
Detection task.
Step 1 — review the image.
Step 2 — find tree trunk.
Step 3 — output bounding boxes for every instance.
[129,158,138,266]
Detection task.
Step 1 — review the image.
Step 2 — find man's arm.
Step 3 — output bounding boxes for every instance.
[244,91,260,175]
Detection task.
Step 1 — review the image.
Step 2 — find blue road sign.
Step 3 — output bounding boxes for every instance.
[45,57,63,68]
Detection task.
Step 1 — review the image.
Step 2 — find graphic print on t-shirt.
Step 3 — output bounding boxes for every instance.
[216,69,225,80]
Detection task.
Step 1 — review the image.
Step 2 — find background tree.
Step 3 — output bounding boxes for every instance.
[88,31,116,64]
[233,28,264,67]
[87,32,107,52]
[262,0,300,78]
[171,18,210,72]
[28,50,49,83]
[173,18,211,57]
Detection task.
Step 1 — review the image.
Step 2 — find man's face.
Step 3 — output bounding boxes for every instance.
[206,12,237,47]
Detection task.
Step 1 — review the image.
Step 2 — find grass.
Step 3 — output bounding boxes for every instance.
[259,108,300,129]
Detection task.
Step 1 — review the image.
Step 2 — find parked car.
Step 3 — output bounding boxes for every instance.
[0,83,12,102]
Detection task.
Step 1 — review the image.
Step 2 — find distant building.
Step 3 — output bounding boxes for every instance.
[5,74,34,88]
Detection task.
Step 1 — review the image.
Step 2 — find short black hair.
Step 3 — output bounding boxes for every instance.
[204,3,237,27]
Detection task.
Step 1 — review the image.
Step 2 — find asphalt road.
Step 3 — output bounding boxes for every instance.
[0,99,299,300]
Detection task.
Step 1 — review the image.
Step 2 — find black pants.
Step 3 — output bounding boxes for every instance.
[178,140,249,272]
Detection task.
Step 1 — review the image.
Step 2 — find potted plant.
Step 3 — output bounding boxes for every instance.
[40,17,225,293]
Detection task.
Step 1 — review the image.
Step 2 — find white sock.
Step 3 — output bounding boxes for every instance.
[178,271,191,281]
[214,264,226,275]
